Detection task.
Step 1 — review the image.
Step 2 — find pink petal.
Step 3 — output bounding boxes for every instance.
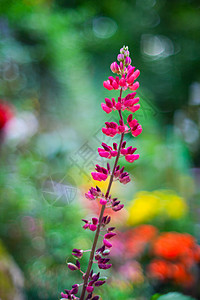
[86,286,94,293]
[92,217,98,225]
[103,81,113,90]
[115,102,122,110]
[101,103,112,114]
[129,81,140,91]
[104,232,116,239]
[100,199,107,205]
[133,69,140,79]
[132,125,142,137]
[89,224,97,231]
[103,238,112,248]
[98,148,110,158]
[112,80,119,89]
[126,74,135,85]
[110,150,118,157]
[121,148,128,155]
[129,104,140,113]
[125,154,140,163]
[119,78,126,87]
[91,172,108,181]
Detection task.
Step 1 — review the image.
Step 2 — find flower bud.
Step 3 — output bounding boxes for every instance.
[86,286,94,293]
[117,54,124,62]
[103,238,112,248]
[100,198,107,205]
[67,263,79,271]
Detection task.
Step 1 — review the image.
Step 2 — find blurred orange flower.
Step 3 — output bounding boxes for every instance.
[152,232,197,261]
[148,232,200,287]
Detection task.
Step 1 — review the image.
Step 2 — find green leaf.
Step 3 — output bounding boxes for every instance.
[157,292,196,300]
[151,294,161,300]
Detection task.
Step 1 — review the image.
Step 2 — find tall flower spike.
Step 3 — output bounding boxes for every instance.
[60,46,142,300]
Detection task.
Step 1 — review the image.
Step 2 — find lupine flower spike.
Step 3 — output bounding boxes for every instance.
[60,46,142,300]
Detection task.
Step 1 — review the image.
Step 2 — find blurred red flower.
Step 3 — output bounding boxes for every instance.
[0,100,14,130]
[152,232,198,261]
[148,232,200,287]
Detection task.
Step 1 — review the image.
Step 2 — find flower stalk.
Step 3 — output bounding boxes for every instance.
[60,46,142,300]
[80,124,124,300]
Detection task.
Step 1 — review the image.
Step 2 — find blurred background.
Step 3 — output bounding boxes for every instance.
[0,0,200,299]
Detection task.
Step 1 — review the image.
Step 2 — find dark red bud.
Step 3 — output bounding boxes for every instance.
[105,98,113,108]
[95,280,106,287]
[67,263,78,271]
[120,166,125,173]
[76,260,81,269]
[107,227,115,232]
[113,200,120,206]
[122,141,126,148]
[96,186,101,192]
[104,232,116,239]
[127,114,133,122]
[113,142,118,150]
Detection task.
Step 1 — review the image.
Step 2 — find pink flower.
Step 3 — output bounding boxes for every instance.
[102,121,118,137]
[102,121,129,137]
[91,172,108,181]
[127,114,142,137]
[120,141,140,163]
[103,76,119,90]
[113,165,131,184]
[98,142,118,159]
[110,62,120,74]
[89,224,97,231]
[91,164,110,181]
[122,93,140,112]
[125,154,140,163]
[85,186,101,200]
[82,217,99,232]
[101,92,140,114]
[103,66,140,92]
[119,174,131,184]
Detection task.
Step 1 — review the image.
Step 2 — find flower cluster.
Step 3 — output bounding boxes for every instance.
[91,163,131,185]
[101,93,140,114]
[98,141,139,163]
[60,46,142,300]
[103,65,140,92]
[101,114,142,138]
[61,284,79,300]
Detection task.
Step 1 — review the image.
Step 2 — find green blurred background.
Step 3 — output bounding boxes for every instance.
[0,0,200,299]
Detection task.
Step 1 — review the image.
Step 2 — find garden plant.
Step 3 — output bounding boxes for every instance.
[60,46,142,300]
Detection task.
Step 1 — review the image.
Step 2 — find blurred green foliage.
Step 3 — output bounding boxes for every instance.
[0,0,200,299]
